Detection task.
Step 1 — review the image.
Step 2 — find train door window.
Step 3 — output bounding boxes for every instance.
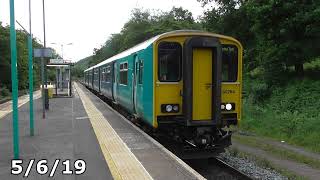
[158,42,182,82]
[222,45,238,82]
[104,67,106,82]
[106,66,111,83]
[119,62,128,85]
[100,68,104,82]
[94,69,99,81]
[138,60,143,84]
[104,67,108,82]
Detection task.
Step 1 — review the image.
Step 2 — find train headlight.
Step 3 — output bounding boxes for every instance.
[173,105,179,112]
[161,104,179,113]
[221,103,235,111]
[226,103,232,111]
[166,105,173,112]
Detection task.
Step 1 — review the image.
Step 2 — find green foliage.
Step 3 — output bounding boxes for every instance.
[241,78,320,152]
[248,80,270,103]
[279,111,305,138]
[0,22,45,94]
[0,85,11,97]
[200,0,320,85]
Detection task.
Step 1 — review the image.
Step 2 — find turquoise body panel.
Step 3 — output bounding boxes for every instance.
[139,45,154,126]
[113,44,154,126]
[84,44,154,127]
[115,56,134,112]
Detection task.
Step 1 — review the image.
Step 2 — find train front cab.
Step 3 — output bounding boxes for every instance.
[154,32,242,151]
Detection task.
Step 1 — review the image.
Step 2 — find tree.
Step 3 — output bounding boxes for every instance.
[0,22,45,92]
[247,0,320,75]
[199,0,320,83]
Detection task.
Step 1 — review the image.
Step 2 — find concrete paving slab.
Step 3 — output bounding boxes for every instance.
[0,88,112,180]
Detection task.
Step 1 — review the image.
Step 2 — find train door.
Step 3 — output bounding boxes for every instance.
[91,70,94,88]
[193,48,212,120]
[111,63,115,100]
[98,67,101,92]
[132,55,138,113]
[183,37,222,126]
[113,63,118,102]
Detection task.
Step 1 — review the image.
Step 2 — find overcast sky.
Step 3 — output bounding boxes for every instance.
[0,0,206,62]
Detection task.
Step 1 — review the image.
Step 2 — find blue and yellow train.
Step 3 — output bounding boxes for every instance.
[84,30,242,157]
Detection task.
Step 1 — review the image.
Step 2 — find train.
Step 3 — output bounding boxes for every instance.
[83,30,243,158]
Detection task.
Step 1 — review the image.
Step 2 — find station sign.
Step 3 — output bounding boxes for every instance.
[34,48,53,58]
[49,59,72,64]
[50,59,64,64]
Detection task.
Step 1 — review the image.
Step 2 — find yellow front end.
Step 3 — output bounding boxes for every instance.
[153,32,242,128]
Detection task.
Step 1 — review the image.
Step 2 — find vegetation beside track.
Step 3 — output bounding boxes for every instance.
[233,134,320,169]
[227,147,307,180]
[241,65,320,153]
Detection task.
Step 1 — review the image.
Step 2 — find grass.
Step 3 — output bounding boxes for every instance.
[233,134,320,169]
[227,147,307,180]
[241,77,320,153]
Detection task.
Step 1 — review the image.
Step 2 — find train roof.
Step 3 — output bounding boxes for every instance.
[84,30,241,72]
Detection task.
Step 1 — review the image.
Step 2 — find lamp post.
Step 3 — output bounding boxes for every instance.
[28,0,34,136]
[41,0,47,116]
[9,0,19,159]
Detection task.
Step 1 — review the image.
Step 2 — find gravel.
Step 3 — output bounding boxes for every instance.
[218,150,288,180]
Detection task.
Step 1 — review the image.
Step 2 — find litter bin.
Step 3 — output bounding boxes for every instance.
[48,87,53,98]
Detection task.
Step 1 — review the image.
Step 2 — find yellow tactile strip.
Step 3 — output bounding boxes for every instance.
[75,83,153,180]
[0,90,41,119]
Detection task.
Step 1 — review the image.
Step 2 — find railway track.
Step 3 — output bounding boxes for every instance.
[186,157,253,180]
[85,84,253,180]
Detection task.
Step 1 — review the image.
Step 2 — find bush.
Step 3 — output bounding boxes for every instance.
[248,80,270,103]
[279,111,305,138]
[0,85,11,97]
[249,67,264,79]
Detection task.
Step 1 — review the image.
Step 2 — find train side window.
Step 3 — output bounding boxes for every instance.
[138,60,143,84]
[106,66,111,83]
[158,42,182,82]
[222,45,238,82]
[119,62,128,85]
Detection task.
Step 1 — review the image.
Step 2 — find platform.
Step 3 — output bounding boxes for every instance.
[0,82,204,180]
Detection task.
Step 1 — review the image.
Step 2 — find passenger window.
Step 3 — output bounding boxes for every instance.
[222,45,238,82]
[119,62,128,85]
[158,42,181,82]
[138,61,143,84]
